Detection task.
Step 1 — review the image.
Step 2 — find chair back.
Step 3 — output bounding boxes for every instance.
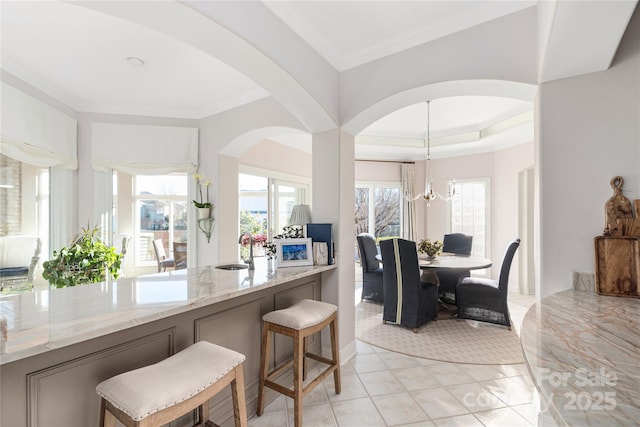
[0,235,41,282]
[173,242,187,269]
[498,238,521,292]
[443,233,473,255]
[152,239,168,261]
[356,233,380,273]
[380,238,422,323]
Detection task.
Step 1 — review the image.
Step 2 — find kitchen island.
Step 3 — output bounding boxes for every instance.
[0,260,336,427]
[520,289,640,426]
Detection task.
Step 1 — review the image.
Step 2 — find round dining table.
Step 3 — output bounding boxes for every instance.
[419,253,492,286]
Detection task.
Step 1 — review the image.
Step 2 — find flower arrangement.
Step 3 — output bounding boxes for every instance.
[192,172,212,208]
[263,225,304,260]
[417,238,443,258]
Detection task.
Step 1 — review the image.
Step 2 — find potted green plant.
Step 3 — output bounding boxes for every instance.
[43,225,123,288]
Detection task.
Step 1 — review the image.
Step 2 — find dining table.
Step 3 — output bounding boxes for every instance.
[418,253,492,286]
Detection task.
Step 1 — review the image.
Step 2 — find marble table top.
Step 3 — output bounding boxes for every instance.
[418,253,492,270]
[0,259,336,365]
[520,289,640,426]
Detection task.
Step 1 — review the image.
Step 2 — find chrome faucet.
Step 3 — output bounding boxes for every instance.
[238,233,255,270]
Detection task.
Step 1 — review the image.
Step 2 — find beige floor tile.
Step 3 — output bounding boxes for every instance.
[392,366,442,391]
[356,339,378,355]
[350,352,389,374]
[413,356,445,366]
[359,370,406,396]
[324,373,368,402]
[411,387,469,420]
[372,392,430,426]
[430,369,476,387]
[262,394,287,413]
[473,407,532,426]
[377,350,422,369]
[286,402,337,427]
[285,382,329,408]
[497,363,529,377]
[347,287,538,426]
[458,364,506,382]
[480,377,533,406]
[509,374,535,390]
[248,410,289,427]
[339,361,357,376]
[511,403,536,425]
[395,421,436,427]
[432,414,484,427]
[331,397,387,427]
[446,382,507,412]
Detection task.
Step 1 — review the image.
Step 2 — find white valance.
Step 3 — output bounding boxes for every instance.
[0,82,78,169]
[91,123,198,175]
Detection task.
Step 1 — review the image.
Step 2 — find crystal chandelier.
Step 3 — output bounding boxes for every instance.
[407,100,456,205]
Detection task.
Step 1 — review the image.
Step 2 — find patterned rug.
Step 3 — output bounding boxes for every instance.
[355,301,525,365]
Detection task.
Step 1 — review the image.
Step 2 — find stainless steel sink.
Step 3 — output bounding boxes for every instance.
[215,263,249,270]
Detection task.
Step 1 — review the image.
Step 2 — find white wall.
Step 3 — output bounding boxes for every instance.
[355,160,401,183]
[537,5,640,297]
[240,140,311,179]
[422,142,534,282]
[340,7,537,125]
[354,142,534,285]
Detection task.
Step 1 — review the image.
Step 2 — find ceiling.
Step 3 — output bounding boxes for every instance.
[1,1,634,161]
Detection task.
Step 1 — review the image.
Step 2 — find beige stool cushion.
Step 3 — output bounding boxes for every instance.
[96,341,245,422]
[263,299,337,330]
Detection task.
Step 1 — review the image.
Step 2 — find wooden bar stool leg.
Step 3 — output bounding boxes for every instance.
[232,364,248,427]
[302,336,307,381]
[330,316,341,394]
[100,399,118,427]
[256,322,271,416]
[198,399,213,427]
[293,331,304,427]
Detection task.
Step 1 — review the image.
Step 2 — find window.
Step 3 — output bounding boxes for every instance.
[355,184,402,239]
[449,179,489,258]
[239,170,309,253]
[0,154,49,277]
[114,173,188,267]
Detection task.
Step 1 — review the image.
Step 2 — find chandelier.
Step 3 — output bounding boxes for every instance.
[407,100,456,205]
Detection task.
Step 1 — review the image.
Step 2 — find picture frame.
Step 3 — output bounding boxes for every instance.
[276,238,314,268]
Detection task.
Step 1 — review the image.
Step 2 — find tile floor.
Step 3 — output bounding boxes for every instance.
[247,268,548,427]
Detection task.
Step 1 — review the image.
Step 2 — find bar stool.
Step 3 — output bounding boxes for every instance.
[96,341,247,427]
[256,299,340,427]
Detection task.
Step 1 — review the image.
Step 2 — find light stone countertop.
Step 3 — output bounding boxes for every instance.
[520,289,640,426]
[0,260,336,365]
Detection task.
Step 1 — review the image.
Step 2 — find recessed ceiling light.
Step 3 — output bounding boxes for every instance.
[126,57,145,67]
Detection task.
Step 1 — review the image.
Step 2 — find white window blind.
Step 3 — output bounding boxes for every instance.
[1,82,78,169]
[91,123,198,175]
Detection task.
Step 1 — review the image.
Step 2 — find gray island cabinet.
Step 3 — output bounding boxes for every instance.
[1,261,336,427]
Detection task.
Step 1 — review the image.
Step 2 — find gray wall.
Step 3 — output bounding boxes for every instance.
[537,5,640,297]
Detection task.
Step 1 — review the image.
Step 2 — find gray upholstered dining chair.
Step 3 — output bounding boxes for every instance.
[380,238,438,332]
[356,233,384,302]
[456,238,521,329]
[437,233,474,303]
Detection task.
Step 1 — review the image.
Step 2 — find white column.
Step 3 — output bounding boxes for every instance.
[312,129,356,362]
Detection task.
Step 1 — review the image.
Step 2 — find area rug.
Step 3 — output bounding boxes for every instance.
[355,301,525,365]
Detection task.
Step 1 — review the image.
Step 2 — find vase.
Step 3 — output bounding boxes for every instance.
[267,257,275,273]
[427,254,438,261]
[197,207,211,220]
